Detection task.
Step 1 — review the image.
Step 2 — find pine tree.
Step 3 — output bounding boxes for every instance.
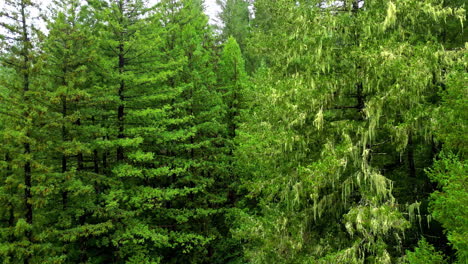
[218,36,247,140]
[405,238,448,264]
[82,0,185,262]
[0,0,57,262]
[216,0,257,73]
[216,0,250,52]
[39,0,114,262]
[154,0,234,262]
[426,153,467,263]
[215,36,250,263]
[423,42,467,263]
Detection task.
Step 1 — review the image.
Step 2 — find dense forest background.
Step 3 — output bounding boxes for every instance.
[0,0,466,263]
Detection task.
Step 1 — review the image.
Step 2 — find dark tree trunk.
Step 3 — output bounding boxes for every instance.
[62,96,69,209]
[6,153,14,228]
[20,3,33,263]
[76,118,84,171]
[116,16,125,161]
[408,131,416,178]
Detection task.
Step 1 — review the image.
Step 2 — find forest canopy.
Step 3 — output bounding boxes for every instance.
[0,0,466,263]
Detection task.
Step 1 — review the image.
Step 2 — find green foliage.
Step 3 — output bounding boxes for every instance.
[0,0,55,262]
[433,65,468,157]
[427,153,468,263]
[0,0,466,263]
[216,0,251,68]
[405,238,447,264]
[218,37,247,138]
[234,0,466,263]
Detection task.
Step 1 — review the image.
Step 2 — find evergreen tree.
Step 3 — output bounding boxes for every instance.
[40,0,113,262]
[216,0,250,52]
[218,36,247,140]
[156,0,234,262]
[215,36,249,263]
[405,238,447,264]
[426,153,467,263]
[216,0,257,73]
[423,47,467,263]
[0,0,56,262]
[85,0,190,262]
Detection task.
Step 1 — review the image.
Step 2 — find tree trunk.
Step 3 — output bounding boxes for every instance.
[408,131,416,178]
[62,96,68,209]
[20,3,33,263]
[116,4,125,161]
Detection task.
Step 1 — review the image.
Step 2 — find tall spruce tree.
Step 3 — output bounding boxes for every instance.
[216,0,256,73]
[215,36,249,263]
[155,0,235,262]
[40,0,114,262]
[420,47,467,264]
[216,0,250,51]
[0,0,59,262]
[85,0,192,262]
[218,36,247,140]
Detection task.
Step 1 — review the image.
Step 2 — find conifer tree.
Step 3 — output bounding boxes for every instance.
[216,0,257,73]
[83,0,189,262]
[216,0,250,52]
[40,0,113,262]
[218,36,247,140]
[215,36,249,263]
[422,48,467,264]
[155,0,234,262]
[0,0,57,262]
